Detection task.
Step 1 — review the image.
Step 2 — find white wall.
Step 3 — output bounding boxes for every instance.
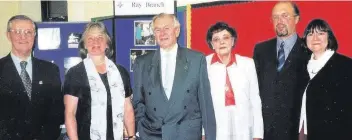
[0,1,41,57]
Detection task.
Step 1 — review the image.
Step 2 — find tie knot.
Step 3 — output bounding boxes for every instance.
[280,41,285,48]
[20,61,27,69]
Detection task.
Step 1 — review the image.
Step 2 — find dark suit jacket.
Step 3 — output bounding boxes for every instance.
[305,53,352,140]
[132,47,216,140]
[253,37,310,140]
[0,54,63,140]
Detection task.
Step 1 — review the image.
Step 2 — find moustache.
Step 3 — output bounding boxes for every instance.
[276,24,287,28]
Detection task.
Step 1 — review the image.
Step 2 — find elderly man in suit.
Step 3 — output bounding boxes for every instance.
[0,15,63,140]
[132,13,216,140]
[253,2,310,140]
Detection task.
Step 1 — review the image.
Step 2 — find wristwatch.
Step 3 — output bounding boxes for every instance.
[127,135,137,139]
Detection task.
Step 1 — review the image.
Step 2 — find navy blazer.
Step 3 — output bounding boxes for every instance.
[132,46,216,140]
[0,54,63,140]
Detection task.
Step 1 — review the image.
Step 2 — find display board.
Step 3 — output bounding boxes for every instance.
[33,22,88,81]
[99,10,187,84]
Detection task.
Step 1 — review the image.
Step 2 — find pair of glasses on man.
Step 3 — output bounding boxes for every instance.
[271,13,297,22]
[8,29,36,37]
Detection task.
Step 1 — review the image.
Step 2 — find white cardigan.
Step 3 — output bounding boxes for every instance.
[206,53,263,140]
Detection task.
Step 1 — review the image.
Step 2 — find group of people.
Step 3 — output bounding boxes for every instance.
[0,1,351,140]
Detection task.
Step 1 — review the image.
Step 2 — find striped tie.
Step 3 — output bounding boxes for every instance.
[277,41,285,71]
[20,61,32,100]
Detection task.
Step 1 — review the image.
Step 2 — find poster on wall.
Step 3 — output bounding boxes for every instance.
[134,20,156,46]
[37,28,61,50]
[68,33,81,48]
[130,48,157,72]
[114,0,175,16]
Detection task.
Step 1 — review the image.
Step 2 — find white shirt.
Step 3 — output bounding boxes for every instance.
[160,43,178,99]
[299,49,334,135]
[10,52,33,81]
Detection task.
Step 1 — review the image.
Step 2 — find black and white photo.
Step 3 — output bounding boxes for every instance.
[130,49,156,72]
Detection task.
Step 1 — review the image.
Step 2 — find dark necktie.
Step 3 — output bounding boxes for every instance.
[20,61,32,99]
[277,41,285,71]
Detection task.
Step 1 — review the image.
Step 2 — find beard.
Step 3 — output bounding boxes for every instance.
[275,25,289,37]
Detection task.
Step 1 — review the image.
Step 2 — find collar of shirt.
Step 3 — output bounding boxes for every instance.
[307,49,335,79]
[10,52,33,80]
[210,52,236,67]
[277,33,297,54]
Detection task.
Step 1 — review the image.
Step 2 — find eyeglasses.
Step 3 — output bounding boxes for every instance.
[8,29,36,37]
[271,13,297,22]
[211,36,233,44]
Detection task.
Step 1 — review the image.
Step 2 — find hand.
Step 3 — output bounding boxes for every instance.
[253,138,262,140]
[202,135,205,140]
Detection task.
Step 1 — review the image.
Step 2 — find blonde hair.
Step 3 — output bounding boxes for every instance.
[79,22,113,58]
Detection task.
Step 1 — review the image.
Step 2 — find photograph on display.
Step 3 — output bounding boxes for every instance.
[64,57,82,74]
[130,49,157,72]
[134,20,156,46]
[68,33,81,48]
[37,28,61,50]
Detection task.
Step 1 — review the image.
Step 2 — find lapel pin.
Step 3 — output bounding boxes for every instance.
[39,81,43,85]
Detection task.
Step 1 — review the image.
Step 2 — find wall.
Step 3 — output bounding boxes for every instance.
[0,1,41,57]
[67,0,114,22]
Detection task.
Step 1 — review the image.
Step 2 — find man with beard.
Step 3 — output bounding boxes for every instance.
[253,2,310,140]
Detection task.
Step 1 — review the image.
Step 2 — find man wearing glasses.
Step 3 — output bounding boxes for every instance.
[0,15,63,139]
[253,2,310,140]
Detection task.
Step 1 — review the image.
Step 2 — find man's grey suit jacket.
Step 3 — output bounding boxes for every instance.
[132,46,216,140]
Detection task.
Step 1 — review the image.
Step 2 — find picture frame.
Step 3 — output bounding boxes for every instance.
[134,20,156,46]
[130,48,157,72]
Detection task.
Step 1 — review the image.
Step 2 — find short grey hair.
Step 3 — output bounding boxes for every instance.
[151,13,180,31]
[7,15,36,32]
[78,21,113,59]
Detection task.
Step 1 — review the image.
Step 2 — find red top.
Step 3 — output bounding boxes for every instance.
[211,53,236,106]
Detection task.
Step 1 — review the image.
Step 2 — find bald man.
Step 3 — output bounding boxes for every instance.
[253,2,310,140]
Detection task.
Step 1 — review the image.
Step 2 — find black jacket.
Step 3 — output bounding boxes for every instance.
[306,53,352,140]
[0,54,63,140]
[253,37,310,140]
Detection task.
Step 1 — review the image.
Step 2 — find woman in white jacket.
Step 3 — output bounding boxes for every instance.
[205,22,263,140]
